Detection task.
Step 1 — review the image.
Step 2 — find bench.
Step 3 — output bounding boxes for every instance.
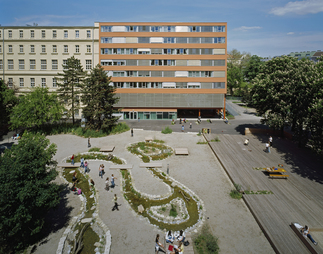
[145,137,153,142]
[100,146,115,152]
[57,163,80,168]
[269,174,289,179]
[140,162,162,168]
[175,148,189,155]
[109,164,133,170]
[291,223,320,254]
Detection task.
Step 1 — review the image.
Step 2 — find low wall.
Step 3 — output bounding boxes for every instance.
[245,128,293,140]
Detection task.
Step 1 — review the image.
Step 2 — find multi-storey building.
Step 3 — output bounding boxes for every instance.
[1,22,227,120]
[0,25,99,115]
[98,22,227,120]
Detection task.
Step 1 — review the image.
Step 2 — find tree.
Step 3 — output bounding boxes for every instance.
[0,132,60,253]
[81,64,120,131]
[9,87,64,130]
[244,55,264,83]
[56,56,86,124]
[251,56,318,142]
[227,62,244,96]
[0,80,18,130]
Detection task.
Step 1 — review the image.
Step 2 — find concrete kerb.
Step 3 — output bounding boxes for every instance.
[56,162,112,254]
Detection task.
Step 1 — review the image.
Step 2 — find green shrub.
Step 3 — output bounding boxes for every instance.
[210,136,220,142]
[194,225,219,254]
[230,183,243,200]
[142,155,150,163]
[88,147,100,152]
[169,204,178,218]
[161,126,173,134]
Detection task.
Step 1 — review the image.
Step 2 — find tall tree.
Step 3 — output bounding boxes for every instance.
[9,87,64,130]
[56,56,86,124]
[227,62,244,96]
[0,80,18,130]
[244,55,264,83]
[81,64,120,131]
[0,132,60,253]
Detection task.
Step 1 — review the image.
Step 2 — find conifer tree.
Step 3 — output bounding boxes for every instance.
[82,64,120,131]
[56,56,86,124]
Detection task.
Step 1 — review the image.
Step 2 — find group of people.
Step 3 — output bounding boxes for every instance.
[155,230,186,253]
[243,136,273,154]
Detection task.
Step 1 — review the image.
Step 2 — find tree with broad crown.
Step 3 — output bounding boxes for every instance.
[244,55,264,83]
[81,64,120,131]
[56,56,86,124]
[9,87,64,130]
[0,132,60,253]
[250,56,319,144]
[0,80,19,130]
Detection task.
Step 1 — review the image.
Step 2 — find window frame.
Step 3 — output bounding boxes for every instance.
[19,59,25,70]
[64,30,68,38]
[8,59,14,70]
[30,78,35,87]
[19,78,24,87]
[41,78,46,87]
[41,59,47,70]
[52,59,58,70]
[30,59,36,70]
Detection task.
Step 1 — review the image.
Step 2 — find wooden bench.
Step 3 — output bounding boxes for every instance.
[145,137,153,142]
[57,163,80,168]
[109,164,132,170]
[139,162,162,168]
[291,223,320,254]
[269,174,289,179]
[175,148,189,155]
[100,146,115,152]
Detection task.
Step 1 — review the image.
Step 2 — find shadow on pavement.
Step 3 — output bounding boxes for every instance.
[234,123,270,136]
[31,184,74,253]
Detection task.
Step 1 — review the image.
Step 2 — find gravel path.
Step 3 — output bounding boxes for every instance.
[34,130,274,254]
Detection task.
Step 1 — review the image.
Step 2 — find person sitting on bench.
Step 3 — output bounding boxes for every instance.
[301,225,318,245]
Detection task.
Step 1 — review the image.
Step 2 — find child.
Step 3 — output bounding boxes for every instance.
[105,177,110,191]
[111,174,116,188]
[84,161,88,173]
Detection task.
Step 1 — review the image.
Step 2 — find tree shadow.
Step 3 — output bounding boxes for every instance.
[254,134,323,184]
[30,183,74,252]
[234,123,270,136]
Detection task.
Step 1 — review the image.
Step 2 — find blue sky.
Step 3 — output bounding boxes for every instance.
[1,0,322,57]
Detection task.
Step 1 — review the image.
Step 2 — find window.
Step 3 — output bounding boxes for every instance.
[64,45,68,53]
[53,30,57,38]
[64,30,68,38]
[30,30,34,38]
[0,60,3,70]
[164,37,175,43]
[19,60,25,70]
[87,30,91,38]
[19,78,24,87]
[52,59,58,70]
[101,37,112,43]
[8,60,14,69]
[75,109,79,117]
[41,30,46,38]
[8,78,13,87]
[126,26,137,32]
[214,37,225,43]
[190,26,200,32]
[19,30,23,38]
[41,45,46,53]
[8,45,12,53]
[30,59,36,69]
[41,78,46,87]
[19,45,24,53]
[41,60,47,70]
[214,26,225,32]
[101,26,112,32]
[63,60,67,69]
[75,30,79,38]
[8,30,12,38]
[73,45,79,53]
[53,45,57,53]
[30,78,35,87]
[86,60,92,70]
[86,45,91,53]
[52,78,57,87]
[30,45,34,53]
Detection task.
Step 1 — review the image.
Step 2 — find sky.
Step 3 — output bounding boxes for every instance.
[0,0,322,57]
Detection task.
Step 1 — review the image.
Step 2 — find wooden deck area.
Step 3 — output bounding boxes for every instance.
[205,133,323,254]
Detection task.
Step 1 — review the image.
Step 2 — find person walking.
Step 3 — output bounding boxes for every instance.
[111,174,116,188]
[88,138,91,148]
[269,136,273,147]
[80,157,84,168]
[105,177,110,191]
[71,154,75,165]
[266,142,270,153]
[99,164,103,178]
[181,125,184,132]
[112,194,119,211]
[84,161,88,173]
[189,122,192,129]
[131,128,133,137]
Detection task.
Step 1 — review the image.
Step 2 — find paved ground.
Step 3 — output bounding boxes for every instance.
[1,101,276,253]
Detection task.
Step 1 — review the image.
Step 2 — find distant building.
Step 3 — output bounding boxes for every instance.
[287,51,317,60]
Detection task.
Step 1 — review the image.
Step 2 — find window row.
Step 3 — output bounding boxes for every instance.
[101,48,225,55]
[5,29,91,39]
[101,37,225,44]
[4,59,92,70]
[4,44,91,54]
[101,25,225,33]
[100,59,225,67]
[108,70,225,78]
[7,77,58,88]
[112,82,225,89]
